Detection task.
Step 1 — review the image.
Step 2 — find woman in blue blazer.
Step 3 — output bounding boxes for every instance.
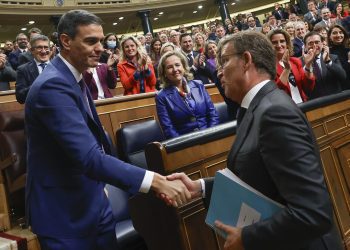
[156,51,219,139]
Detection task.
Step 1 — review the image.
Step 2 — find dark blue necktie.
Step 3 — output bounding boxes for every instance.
[78,78,93,117]
[312,60,322,80]
[236,107,247,127]
[39,63,47,72]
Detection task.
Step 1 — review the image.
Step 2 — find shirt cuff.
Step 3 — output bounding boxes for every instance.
[139,170,154,193]
[199,178,206,198]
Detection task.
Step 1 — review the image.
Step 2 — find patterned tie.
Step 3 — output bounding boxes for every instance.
[187,53,194,67]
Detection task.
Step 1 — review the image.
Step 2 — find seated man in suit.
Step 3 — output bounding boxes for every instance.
[314,8,333,31]
[303,31,346,99]
[168,31,343,250]
[245,16,262,32]
[15,34,50,104]
[25,10,190,250]
[17,27,43,67]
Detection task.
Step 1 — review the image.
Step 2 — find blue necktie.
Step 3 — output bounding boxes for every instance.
[78,78,93,117]
[39,63,47,72]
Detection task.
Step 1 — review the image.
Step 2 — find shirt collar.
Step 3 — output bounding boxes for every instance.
[241,80,270,109]
[58,54,82,82]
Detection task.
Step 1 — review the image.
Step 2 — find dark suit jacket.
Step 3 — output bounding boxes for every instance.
[25,56,146,238]
[293,37,304,58]
[156,80,219,139]
[18,51,34,66]
[15,60,39,104]
[18,51,33,67]
[82,63,117,100]
[204,82,342,250]
[304,11,321,25]
[8,49,22,70]
[184,51,214,84]
[0,62,17,91]
[305,53,346,99]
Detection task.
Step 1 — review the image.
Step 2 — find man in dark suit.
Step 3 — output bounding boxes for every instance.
[168,32,343,250]
[304,0,321,26]
[180,33,214,85]
[303,31,346,99]
[293,21,306,57]
[8,33,29,70]
[15,34,51,104]
[25,10,190,250]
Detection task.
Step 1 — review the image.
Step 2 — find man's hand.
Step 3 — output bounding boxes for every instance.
[0,54,6,69]
[167,172,202,199]
[322,45,331,62]
[151,173,191,207]
[215,220,244,250]
[303,45,316,69]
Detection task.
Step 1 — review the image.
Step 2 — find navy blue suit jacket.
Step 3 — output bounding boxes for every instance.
[156,80,219,139]
[25,56,146,238]
[15,60,39,104]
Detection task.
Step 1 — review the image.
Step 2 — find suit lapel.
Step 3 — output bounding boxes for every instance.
[29,61,39,80]
[167,87,192,115]
[227,82,277,169]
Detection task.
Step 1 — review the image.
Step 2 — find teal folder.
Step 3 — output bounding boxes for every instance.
[205,168,284,238]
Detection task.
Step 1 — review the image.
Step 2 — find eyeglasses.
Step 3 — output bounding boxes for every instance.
[219,53,241,68]
[33,46,50,51]
[307,40,321,46]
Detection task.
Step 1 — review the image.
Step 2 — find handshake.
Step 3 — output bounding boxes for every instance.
[151,173,202,207]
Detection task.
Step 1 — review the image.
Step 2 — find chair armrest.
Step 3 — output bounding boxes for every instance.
[0,154,17,171]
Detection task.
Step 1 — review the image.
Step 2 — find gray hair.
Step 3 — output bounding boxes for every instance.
[160,42,175,56]
[30,35,50,48]
[57,9,103,48]
[217,32,275,79]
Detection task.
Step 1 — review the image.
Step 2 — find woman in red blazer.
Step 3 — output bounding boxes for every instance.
[117,36,156,95]
[268,29,316,103]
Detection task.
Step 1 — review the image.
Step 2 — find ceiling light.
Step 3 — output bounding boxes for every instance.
[21,28,27,31]
[154,17,159,20]
[198,5,203,9]
[231,2,236,5]
[119,17,124,20]
[159,12,163,15]
[28,21,35,24]
[113,22,118,25]
[193,11,198,13]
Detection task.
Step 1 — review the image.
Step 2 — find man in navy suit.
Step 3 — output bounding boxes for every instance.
[15,34,51,104]
[303,31,346,99]
[25,10,190,250]
[8,33,29,70]
[180,33,214,85]
[168,32,343,250]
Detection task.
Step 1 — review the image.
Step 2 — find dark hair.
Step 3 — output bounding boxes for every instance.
[179,33,191,43]
[217,32,276,80]
[28,27,42,36]
[103,33,119,49]
[328,24,349,47]
[333,3,344,17]
[150,38,162,61]
[267,29,294,56]
[57,9,103,48]
[303,31,324,44]
[30,34,50,48]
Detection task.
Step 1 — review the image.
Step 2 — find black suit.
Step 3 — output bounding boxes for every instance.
[18,51,33,67]
[306,54,346,99]
[204,82,342,250]
[15,60,40,104]
[183,51,214,84]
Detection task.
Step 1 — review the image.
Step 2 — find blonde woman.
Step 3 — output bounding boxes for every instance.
[156,51,219,139]
[117,36,156,95]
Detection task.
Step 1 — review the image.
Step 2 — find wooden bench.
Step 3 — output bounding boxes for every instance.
[129,91,350,250]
